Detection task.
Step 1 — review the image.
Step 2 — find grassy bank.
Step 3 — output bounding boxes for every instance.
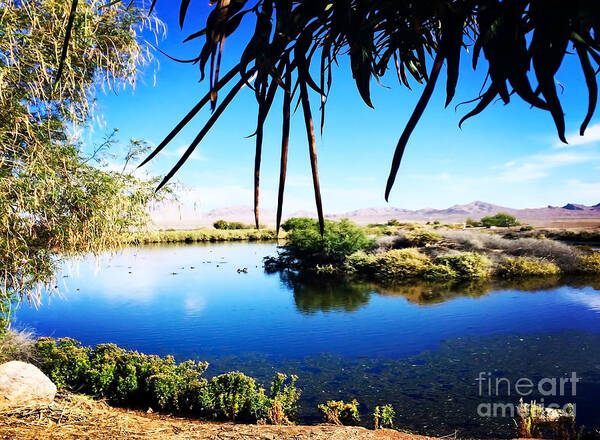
[1,332,299,424]
[132,228,281,244]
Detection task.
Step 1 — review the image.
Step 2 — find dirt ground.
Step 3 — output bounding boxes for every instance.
[527,219,600,229]
[0,393,520,440]
[0,393,448,440]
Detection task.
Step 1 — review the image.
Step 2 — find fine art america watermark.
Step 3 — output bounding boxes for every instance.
[476,371,579,417]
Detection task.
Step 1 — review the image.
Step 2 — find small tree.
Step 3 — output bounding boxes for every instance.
[466,218,483,228]
[0,0,163,328]
[278,218,372,268]
[280,217,318,232]
[213,220,229,230]
[480,213,520,228]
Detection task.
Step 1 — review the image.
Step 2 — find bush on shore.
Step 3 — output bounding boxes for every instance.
[318,399,361,426]
[347,250,493,282]
[274,218,372,268]
[432,253,492,279]
[497,257,561,278]
[32,337,299,424]
[346,249,430,280]
[402,230,443,247]
[281,217,319,232]
[213,220,258,230]
[371,249,431,280]
[373,404,395,430]
[576,253,600,274]
[423,263,459,281]
[137,228,278,244]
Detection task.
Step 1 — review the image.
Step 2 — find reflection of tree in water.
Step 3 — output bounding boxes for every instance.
[375,280,491,305]
[377,276,600,305]
[280,270,600,313]
[280,271,373,314]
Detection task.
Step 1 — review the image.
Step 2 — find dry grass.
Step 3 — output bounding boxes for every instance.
[0,329,36,364]
[0,392,440,440]
[438,230,582,270]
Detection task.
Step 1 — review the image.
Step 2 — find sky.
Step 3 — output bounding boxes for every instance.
[90,3,600,214]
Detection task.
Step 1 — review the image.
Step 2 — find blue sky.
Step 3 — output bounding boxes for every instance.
[92,4,600,214]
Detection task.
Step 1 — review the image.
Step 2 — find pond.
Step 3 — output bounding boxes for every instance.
[14,242,600,437]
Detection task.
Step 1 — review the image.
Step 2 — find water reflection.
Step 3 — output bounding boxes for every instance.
[281,270,600,313]
[281,271,372,313]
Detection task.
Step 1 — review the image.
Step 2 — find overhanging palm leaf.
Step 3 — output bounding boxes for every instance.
[55,1,600,235]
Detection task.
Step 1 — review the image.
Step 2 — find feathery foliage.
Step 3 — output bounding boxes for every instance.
[0,0,165,327]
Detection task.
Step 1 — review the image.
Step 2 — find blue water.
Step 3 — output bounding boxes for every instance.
[13,242,600,437]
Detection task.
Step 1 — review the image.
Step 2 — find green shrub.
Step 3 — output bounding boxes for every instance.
[318,399,360,426]
[213,220,229,230]
[345,249,430,280]
[31,337,297,423]
[345,251,378,276]
[87,343,125,397]
[138,228,278,244]
[423,263,458,281]
[280,217,317,232]
[466,218,482,228]
[386,219,401,226]
[481,213,520,228]
[434,253,492,279]
[404,229,442,246]
[498,257,561,278]
[277,218,372,267]
[372,249,430,280]
[205,372,260,422]
[373,404,395,430]
[268,373,301,424]
[139,356,208,411]
[34,337,90,389]
[576,253,600,274]
[213,220,254,230]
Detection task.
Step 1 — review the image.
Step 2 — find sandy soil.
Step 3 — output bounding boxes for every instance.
[0,393,513,440]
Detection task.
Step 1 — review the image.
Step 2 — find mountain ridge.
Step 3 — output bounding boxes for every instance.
[150,201,600,228]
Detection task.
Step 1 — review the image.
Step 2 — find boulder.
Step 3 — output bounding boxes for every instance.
[0,361,57,409]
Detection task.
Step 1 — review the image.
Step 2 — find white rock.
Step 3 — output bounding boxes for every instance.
[0,361,57,409]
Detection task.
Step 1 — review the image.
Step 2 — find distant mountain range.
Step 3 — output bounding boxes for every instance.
[150,201,600,229]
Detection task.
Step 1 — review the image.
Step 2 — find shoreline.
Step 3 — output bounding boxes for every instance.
[131,228,282,244]
[0,392,527,440]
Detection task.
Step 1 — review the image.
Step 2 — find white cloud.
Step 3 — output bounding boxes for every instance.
[558,123,600,147]
[564,290,600,313]
[498,151,598,182]
[562,180,600,200]
[164,145,205,161]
